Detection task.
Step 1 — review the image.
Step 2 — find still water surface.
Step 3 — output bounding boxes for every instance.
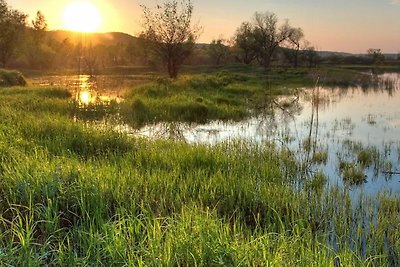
[33,73,400,198]
[132,73,400,198]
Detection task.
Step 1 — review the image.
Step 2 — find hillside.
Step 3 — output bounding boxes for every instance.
[47,30,139,46]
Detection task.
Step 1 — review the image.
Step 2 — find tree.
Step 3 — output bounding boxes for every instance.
[0,0,27,67]
[302,41,319,68]
[234,22,256,64]
[82,43,97,76]
[367,48,385,65]
[208,38,230,65]
[26,10,51,69]
[234,12,296,69]
[140,0,201,78]
[284,27,304,67]
[31,11,47,44]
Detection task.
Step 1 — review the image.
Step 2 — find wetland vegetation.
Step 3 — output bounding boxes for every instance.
[1,0,400,265]
[0,66,399,266]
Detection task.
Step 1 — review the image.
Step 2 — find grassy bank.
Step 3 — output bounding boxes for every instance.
[121,66,315,128]
[0,85,399,265]
[120,65,386,128]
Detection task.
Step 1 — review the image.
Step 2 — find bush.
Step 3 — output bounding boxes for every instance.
[0,69,27,87]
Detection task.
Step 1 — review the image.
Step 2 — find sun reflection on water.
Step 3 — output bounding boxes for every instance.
[79,90,94,105]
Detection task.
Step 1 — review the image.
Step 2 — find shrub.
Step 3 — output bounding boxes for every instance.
[0,69,27,87]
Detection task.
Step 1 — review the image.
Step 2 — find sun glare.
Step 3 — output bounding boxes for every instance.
[63,1,102,32]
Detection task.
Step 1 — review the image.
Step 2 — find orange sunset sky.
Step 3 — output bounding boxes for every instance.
[8,0,400,53]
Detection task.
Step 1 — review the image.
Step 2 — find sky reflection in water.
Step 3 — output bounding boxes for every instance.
[136,73,400,198]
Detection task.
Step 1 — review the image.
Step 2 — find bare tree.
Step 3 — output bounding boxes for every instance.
[285,27,304,67]
[0,0,26,67]
[140,0,201,78]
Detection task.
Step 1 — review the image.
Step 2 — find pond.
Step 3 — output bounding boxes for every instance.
[32,73,400,198]
[129,73,400,198]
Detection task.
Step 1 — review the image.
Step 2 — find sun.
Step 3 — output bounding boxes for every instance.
[63,1,102,32]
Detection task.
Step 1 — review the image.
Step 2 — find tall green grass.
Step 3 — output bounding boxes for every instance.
[0,85,398,266]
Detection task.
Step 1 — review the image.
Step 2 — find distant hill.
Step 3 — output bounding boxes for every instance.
[317,51,353,58]
[46,31,398,61]
[47,30,139,46]
[317,51,398,60]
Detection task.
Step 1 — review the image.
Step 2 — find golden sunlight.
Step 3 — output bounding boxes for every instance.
[62,1,102,32]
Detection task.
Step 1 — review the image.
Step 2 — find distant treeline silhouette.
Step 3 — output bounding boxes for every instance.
[0,0,397,74]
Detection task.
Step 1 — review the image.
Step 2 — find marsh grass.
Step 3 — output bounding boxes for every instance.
[121,68,313,128]
[0,85,398,265]
[315,67,378,88]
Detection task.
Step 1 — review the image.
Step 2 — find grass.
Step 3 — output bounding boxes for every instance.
[121,67,314,128]
[119,65,386,128]
[0,82,399,265]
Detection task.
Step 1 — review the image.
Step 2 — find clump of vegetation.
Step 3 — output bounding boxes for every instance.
[357,147,378,167]
[366,113,377,125]
[305,171,327,193]
[339,161,366,185]
[312,150,328,164]
[0,69,27,87]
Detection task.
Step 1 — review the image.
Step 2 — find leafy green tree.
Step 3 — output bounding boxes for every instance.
[234,22,257,64]
[140,0,201,78]
[0,0,27,67]
[31,11,47,44]
[25,10,52,69]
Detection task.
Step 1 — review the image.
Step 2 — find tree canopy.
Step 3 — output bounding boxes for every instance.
[0,0,26,67]
[140,0,201,78]
[234,12,301,68]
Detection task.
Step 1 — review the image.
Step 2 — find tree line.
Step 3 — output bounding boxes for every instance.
[1,0,398,78]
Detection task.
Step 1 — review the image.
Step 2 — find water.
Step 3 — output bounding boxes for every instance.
[29,74,148,105]
[32,73,400,197]
[130,73,400,198]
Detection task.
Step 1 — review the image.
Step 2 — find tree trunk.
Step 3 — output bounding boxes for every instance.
[167,58,178,79]
[294,49,299,68]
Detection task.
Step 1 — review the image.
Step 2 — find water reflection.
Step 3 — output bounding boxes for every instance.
[29,74,147,104]
[127,73,400,198]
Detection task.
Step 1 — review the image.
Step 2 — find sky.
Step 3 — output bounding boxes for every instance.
[8,0,400,53]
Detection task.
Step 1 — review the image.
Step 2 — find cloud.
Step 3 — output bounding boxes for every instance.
[391,0,400,5]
